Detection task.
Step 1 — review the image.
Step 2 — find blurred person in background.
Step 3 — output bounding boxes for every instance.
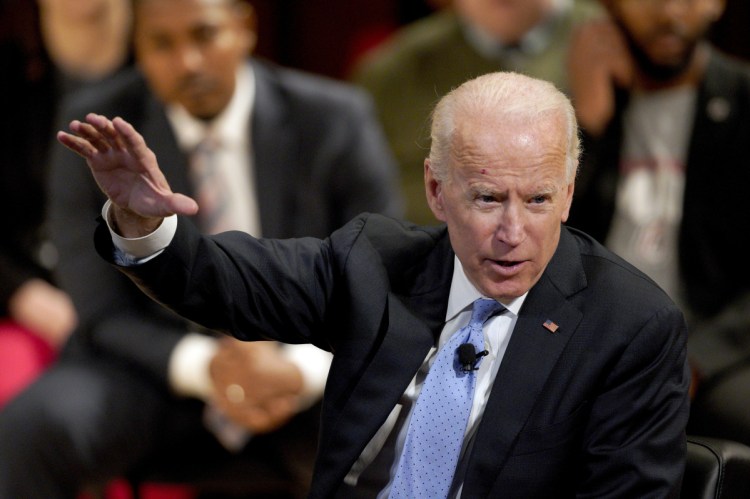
[350,0,602,225]
[566,0,750,446]
[0,0,402,498]
[0,0,131,408]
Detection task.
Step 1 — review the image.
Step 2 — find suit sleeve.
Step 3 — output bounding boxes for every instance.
[95,213,353,352]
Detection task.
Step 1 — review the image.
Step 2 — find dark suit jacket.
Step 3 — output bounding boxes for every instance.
[98,213,690,498]
[568,48,750,380]
[47,59,402,382]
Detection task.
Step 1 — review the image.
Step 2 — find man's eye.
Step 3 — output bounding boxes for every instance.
[530,195,548,204]
[478,195,496,203]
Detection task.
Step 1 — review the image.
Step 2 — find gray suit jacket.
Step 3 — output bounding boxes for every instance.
[98,214,690,498]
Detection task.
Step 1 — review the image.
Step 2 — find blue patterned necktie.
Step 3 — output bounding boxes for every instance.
[390,298,503,498]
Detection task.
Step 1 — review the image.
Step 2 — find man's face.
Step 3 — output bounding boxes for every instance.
[453,0,553,45]
[426,114,574,302]
[607,0,724,80]
[133,0,255,120]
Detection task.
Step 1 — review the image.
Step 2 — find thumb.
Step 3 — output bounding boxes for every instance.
[165,193,200,216]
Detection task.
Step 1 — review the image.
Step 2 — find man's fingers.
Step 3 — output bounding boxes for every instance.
[63,118,117,157]
[112,116,153,163]
[75,120,113,153]
[87,113,126,150]
[56,131,97,159]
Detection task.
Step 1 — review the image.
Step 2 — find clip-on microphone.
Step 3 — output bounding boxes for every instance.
[458,343,489,372]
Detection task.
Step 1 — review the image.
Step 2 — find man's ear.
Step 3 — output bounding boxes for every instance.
[424,160,447,222]
[561,181,575,223]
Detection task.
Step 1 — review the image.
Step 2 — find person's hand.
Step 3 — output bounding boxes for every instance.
[57,113,198,237]
[209,339,304,434]
[567,18,635,136]
[7,278,77,348]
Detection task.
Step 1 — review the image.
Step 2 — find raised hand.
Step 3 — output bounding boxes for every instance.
[57,113,198,236]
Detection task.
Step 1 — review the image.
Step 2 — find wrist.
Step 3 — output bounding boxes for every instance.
[110,205,163,238]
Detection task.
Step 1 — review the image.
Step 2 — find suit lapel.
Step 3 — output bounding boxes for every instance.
[315,231,454,490]
[250,62,297,238]
[462,227,586,496]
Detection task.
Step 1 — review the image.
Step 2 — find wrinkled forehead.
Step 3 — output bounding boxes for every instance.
[449,112,569,177]
[452,109,566,154]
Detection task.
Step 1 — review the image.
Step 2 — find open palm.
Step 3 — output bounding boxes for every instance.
[57,113,198,219]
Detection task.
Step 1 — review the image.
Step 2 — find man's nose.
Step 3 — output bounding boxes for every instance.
[495,204,525,246]
[175,44,204,72]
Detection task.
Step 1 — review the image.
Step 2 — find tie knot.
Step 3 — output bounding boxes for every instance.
[469,298,503,328]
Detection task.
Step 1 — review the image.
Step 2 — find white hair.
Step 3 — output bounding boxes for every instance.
[428,72,580,183]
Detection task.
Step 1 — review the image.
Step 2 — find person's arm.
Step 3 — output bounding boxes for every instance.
[567,18,634,137]
[52,114,198,385]
[56,113,197,236]
[58,112,337,349]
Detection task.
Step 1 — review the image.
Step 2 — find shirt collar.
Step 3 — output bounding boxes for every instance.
[446,256,526,322]
[166,63,255,152]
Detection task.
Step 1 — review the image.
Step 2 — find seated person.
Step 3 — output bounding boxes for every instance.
[55,71,689,497]
[0,0,131,408]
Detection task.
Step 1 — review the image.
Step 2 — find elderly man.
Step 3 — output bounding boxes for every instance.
[57,72,689,497]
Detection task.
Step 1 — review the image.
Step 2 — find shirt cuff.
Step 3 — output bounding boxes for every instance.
[280,343,332,410]
[102,200,178,262]
[168,333,219,400]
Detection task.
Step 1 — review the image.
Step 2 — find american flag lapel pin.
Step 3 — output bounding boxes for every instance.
[543,319,559,333]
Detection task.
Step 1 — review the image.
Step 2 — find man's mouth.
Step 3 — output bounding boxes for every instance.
[489,259,525,274]
[496,260,518,267]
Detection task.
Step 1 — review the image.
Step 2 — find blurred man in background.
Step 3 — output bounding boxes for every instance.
[567,0,750,447]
